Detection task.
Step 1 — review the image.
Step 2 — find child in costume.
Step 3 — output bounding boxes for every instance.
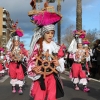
[6,22,26,95]
[28,24,65,100]
[28,3,65,99]
[71,38,90,92]
[83,39,92,78]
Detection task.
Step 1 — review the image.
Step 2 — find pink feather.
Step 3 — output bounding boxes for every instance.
[33,11,61,26]
[16,29,23,37]
[0,48,4,52]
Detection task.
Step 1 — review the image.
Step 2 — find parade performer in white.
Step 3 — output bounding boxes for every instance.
[6,21,27,95]
[71,38,90,92]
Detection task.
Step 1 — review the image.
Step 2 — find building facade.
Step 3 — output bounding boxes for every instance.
[0,7,13,49]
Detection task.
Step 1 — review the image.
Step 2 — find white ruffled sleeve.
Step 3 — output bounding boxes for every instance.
[56,58,65,73]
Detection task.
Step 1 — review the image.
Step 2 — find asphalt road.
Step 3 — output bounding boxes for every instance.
[0,73,100,100]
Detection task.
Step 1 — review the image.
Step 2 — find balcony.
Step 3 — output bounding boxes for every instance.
[3,14,7,21]
[2,43,6,48]
[2,28,7,33]
[2,21,7,28]
[3,9,7,13]
[2,36,6,40]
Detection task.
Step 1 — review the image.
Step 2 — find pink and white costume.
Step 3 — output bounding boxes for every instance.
[28,23,65,100]
[28,40,65,100]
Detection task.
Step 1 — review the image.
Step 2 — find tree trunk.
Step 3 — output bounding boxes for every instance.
[57,3,61,44]
[76,0,82,31]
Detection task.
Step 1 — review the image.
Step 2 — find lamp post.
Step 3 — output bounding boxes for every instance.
[76,0,82,31]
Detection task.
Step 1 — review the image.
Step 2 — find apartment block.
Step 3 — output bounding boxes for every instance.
[0,7,13,48]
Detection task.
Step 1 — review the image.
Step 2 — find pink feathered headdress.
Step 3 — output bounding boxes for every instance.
[32,11,62,26]
[16,28,23,37]
[73,30,86,39]
[83,38,90,44]
[0,48,4,52]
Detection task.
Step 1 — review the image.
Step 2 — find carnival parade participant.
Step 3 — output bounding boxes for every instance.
[28,2,65,100]
[28,24,65,100]
[83,39,93,78]
[68,30,86,68]
[6,21,26,95]
[71,38,90,92]
[0,48,5,76]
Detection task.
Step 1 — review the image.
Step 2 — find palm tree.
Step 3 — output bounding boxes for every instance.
[47,0,55,3]
[57,0,61,44]
[76,0,82,31]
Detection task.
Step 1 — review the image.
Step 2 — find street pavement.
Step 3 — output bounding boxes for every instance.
[0,72,100,100]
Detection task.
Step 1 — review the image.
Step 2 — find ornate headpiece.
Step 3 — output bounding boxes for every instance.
[13,36,20,41]
[42,24,55,35]
[73,30,86,39]
[6,21,24,50]
[29,2,62,56]
[77,38,82,44]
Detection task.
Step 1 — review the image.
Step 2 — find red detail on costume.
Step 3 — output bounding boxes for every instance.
[0,63,3,71]
[20,48,28,57]
[5,63,9,68]
[71,63,86,78]
[30,74,56,100]
[9,62,24,80]
[58,44,66,58]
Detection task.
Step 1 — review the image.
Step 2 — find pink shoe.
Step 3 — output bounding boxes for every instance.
[18,89,23,95]
[12,89,16,93]
[83,87,90,92]
[75,86,79,90]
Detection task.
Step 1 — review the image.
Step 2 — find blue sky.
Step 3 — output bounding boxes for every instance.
[0,0,100,49]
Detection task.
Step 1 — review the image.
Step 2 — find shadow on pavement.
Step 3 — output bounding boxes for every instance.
[29,97,33,100]
[87,86,100,100]
[71,98,86,100]
[62,79,74,89]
